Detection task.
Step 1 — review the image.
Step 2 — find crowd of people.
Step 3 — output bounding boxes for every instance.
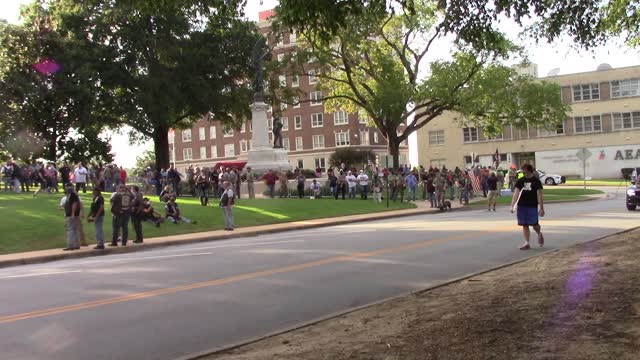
[3,157,528,251]
[1,160,129,195]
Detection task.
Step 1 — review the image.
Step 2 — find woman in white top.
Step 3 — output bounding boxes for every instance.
[74,163,89,193]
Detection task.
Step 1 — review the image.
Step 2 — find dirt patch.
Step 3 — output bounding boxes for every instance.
[205,228,640,360]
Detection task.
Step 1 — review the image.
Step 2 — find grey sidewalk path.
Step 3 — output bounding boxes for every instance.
[0,200,466,269]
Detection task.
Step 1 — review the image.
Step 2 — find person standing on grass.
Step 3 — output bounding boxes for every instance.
[245,167,255,199]
[336,171,346,200]
[296,172,306,199]
[119,166,127,186]
[263,169,277,198]
[195,168,209,206]
[328,171,337,198]
[62,184,81,251]
[510,164,545,250]
[110,184,133,247]
[279,171,289,198]
[487,172,499,212]
[346,171,357,199]
[131,185,145,243]
[357,170,369,200]
[74,162,88,193]
[220,181,235,231]
[405,171,417,202]
[434,172,446,207]
[87,188,105,249]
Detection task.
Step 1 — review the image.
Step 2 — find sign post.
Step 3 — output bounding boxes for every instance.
[575,148,593,190]
[385,156,389,208]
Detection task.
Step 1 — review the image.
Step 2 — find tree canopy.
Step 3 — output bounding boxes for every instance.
[49,0,261,169]
[275,0,569,167]
[0,3,116,163]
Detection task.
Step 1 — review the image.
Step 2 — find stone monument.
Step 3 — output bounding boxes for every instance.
[245,38,292,174]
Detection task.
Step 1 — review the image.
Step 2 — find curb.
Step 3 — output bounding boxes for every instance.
[467,193,607,209]
[0,205,472,269]
[178,225,640,360]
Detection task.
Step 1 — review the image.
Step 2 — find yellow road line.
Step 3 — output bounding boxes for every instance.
[0,225,515,325]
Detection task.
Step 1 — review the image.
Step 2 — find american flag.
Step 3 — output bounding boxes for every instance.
[468,168,482,193]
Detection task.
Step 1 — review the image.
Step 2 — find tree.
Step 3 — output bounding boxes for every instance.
[52,0,263,170]
[0,4,118,163]
[277,0,638,49]
[329,148,376,170]
[275,0,568,168]
[132,150,156,178]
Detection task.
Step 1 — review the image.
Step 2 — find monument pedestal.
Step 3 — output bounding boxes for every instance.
[245,101,292,174]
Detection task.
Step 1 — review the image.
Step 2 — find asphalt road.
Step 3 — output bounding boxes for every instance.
[0,189,637,360]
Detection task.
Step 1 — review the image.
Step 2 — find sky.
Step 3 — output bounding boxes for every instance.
[2,0,639,167]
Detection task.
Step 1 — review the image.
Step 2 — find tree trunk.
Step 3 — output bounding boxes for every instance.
[387,136,400,169]
[153,127,170,170]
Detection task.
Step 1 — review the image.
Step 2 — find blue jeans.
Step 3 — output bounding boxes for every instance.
[428,192,436,207]
[112,213,130,245]
[408,186,417,201]
[95,215,104,247]
[349,187,356,199]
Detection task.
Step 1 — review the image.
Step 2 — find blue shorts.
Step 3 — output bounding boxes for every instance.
[517,206,539,226]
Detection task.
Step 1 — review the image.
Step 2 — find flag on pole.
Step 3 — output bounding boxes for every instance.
[632,168,638,182]
[493,148,501,168]
[468,169,482,193]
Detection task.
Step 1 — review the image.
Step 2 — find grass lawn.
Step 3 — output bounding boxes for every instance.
[471,188,604,207]
[0,192,415,255]
[563,179,630,186]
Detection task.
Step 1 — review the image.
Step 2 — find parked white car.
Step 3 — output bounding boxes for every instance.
[517,169,566,185]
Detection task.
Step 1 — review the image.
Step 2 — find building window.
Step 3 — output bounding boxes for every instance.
[373,132,379,143]
[280,102,287,110]
[281,117,289,131]
[199,146,206,159]
[209,126,216,139]
[312,134,325,149]
[334,110,348,125]
[183,148,193,160]
[308,69,317,84]
[182,129,192,142]
[295,136,303,150]
[486,132,503,140]
[292,74,299,87]
[574,115,602,133]
[611,79,640,98]
[290,30,296,44]
[572,83,600,102]
[224,143,235,157]
[223,127,234,137]
[294,115,302,129]
[210,146,218,159]
[310,91,323,106]
[335,131,350,147]
[277,53,284,62]
[311,113,323,128]
[240,140,248,153]
[359,130,369,145]
[314,158,326,172]
[240,122,246,133]
[283,137,290,150]
[279,75,286,87]
[293,96,300,108]
[538,123,565,137]
[198,127,206,140]
[276,33,285,47]
[249,122,252,132]
[428,130,445,146]
[297,159,304,169]
[613,112,640,130]
[462,127,479,142]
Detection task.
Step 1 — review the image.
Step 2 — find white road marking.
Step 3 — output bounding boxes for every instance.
[0,270,81,280]
[69,252,214,266]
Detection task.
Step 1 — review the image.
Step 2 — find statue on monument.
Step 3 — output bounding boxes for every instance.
[251,37,269,103]
[272,116,283,148]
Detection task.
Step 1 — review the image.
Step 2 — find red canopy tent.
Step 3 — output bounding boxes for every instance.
[213,160,248,171]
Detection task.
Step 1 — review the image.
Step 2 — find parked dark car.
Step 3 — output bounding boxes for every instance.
[627,181,640,211]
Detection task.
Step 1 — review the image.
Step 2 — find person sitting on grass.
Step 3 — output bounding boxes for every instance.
[165,196,197,224]
[310,179,321,199]
[141,197,163,227]
[159,185,175,203]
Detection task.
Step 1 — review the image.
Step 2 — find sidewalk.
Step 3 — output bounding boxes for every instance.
[0,200,468,268]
